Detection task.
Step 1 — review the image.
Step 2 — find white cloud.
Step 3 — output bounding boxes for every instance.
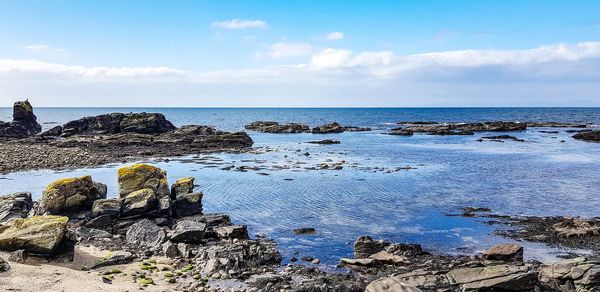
[267,42,312,59]
[325,32,344,40]
[24,44,50,52]
[2,42,600,106]
[211,19,267,29]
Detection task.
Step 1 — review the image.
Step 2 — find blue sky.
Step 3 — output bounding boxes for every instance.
[1,0,599,107]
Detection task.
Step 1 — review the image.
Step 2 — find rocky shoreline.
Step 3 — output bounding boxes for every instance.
[0,164,599,291]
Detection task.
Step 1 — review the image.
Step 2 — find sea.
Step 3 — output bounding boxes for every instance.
[1,107,600,268]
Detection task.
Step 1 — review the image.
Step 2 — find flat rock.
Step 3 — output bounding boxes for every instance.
[447,265,537,291]
[214,225,249,240]
[366,277,423,292]
[369,250,410,265]
[482,243,523,262]
[0,215,69,254]
[168,220,206,243]
[82,250,133,270]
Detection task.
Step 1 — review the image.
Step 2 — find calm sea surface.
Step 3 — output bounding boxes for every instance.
[1,107,600,267]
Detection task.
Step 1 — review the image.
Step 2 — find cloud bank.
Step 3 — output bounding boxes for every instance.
[1,42,600,106]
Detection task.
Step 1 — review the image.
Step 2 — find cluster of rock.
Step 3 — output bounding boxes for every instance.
[391,121,527,136]
[245,121,371,134]
[347,236,600,292]
[573,130,600,142]
[45,112,176,137]
[0,100,42,139]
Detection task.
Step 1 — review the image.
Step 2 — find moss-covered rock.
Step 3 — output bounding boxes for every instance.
[0,215,68,254]
[118,164,169,198]
[38,175,107,215]
[121,188,156,217]
[171,177,194,197]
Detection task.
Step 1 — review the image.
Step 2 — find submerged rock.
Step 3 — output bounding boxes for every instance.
[38,175,107,215]
[0,215,68,254]
[0,192,33,223]
[0,100,42,139]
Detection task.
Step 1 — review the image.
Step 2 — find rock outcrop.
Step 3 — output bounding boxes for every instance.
[0,100,42,138]
[312,122,371,134]
[401,121,526,135]
[245,121,310,133]
[0,215,68,254]
[0,192,33,223]
[573,130,600,142]
[58,112,175,137]
[38,175,107,215]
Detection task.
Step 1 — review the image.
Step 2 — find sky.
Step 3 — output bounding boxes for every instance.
[1,0,599,107]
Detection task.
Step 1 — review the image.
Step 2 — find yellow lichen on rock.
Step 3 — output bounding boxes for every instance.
[171,177,195,196]
[0,215,69,254]
[118,164,169,197]
[39,175,106,214]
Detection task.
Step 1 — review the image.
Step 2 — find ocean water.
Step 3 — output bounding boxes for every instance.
[1,107,600,267]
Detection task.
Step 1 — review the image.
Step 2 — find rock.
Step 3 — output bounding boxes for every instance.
[40,125,62,137]
[388,128,414,136]
[366,277,423,292]
[538,257,600,291]
[125,219,166,250]
[0,257,9,272]
[340,258,380,267]
[293,227,316,235]
[117,164,169,198]
[173,192,203,217]
[85,214,116,229]
[0,100,42,138]
[354,236,389,258]
[307,139,341,144]
[312,122,345,134]
[480,135,524,142]
[83,250,133,270]
[168,220,206,243]
[447,264,537,291]
[0,215,68,254]
[196,239,282,274]
[404,121,526,135]
[157,196,172,217]
[60,112,175,137]
[171,177,194,197]
[75,227,112,240]
[8,249,26,263]
[162,240,179,258]
[573,130,600,142]
[527,122,587,128]
[38,175,107,215]
[0,192,33,223]
[385,243,424,257]
[214,225,249,240]
[482,243,523,262]
[91,199,121,218]
[120,188,156,217]
[245,121,310,133]
[369,251,410,265]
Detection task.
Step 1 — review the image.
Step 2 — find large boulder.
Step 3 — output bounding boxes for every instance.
[366,277,423,292]
[0,100,42,138]
[354,236,390,259]
[0,192,33,224]
[59,112,175,137]
[120,188,156,217]
[173,192,203,217]
[38,176,107,215]
[91,199,121,218]
[125,219,166,250]
[118,164,169,198]
[168,220,206,243]
[0,215,68,254]
[447,265,537,291]
[171,177,195,197]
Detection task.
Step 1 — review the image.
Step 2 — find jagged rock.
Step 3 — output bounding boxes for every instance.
[118,164,169,198]
[482,243,523,262]
[404,121,526,135]
[0,257,9,272]
[341,258,380,267]
[171,177,194,197]
[173,192,203,217]
[82,250,133,270]
[0,192,33,223]
[447,264,537,291]
[385,243,424,257]
[74,227,112,240]
[8,249,26,263]
[85,214,116,229]
[168,220,206,243]
[125,219,165,250]
[38,175,107,215]
[214,225,249,240]
[366,277,423,292]
[245,121,310,133]
[162,240,179,258]
[293,227,316,235]
[354,236,390,258]
[573,130,600,142]
[196,239,282,274]
[538,257,600,291]
[40,125,62,137]
[388,128,414,136]
[59,112,175,137]
[121,188,156,217]
[0,100,42,138]
[91,199,121,218]
[312,122,345,134]
[527,122,587,128]
[0,215,68,254]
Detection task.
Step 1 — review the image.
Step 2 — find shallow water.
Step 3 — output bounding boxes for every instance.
[1,108,599,267]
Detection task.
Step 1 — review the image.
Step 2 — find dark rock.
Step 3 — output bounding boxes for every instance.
[40,125,63,137]
[75,227,112,240]
[245,121,310,133]
[388,128,414,136]
[405,121,526,135]
[0,257,9,272]
[480,135,524,142]
[482,243,524,262]
[307,139,341,144]
[354,236,389,259]
[214,225,249,240]
[527,122,587,128]
[293,227,316,235]
[91,199,121,218]
[168,220,206,243]
[173,192,203,217]
[120,188,156,217]
[0,192,33,223]
[573,130,600,142]
[0,100,42,139]
[85,214,116,229]
[162,240,179,258]
[125,219,166,250]
[60,112,175,137]
[170,177,194,197]
[312,122,345,134]
[153,217,169,226]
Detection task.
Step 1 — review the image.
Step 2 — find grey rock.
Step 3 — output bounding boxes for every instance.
[0,100,42,139]
[173,192,203,217]
[215,225,249,240]
[447,264,537,291]
[0,192,33,224]
[168,220,206,243]
[162,240,179,258]
[366,277,423,292]
[0,257,9,272]
[482,243,523,262]
[75,227,112,240]
[8,249,26,264]
[91,199,121,218]
[125,219,166,249]
[82,250,133,270]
